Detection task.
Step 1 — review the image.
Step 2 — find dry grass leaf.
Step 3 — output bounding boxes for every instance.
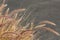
[40,20,56,26]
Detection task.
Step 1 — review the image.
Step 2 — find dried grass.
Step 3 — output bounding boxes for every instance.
[0,0,60,40]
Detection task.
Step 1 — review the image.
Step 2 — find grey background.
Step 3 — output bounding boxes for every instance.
[1,0,60,40]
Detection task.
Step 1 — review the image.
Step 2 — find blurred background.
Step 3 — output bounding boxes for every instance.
[0,0,60,40]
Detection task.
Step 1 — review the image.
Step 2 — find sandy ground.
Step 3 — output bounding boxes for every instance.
[1,0,60,40]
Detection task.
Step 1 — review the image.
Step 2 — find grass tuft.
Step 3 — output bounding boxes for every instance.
[0,0,60,40]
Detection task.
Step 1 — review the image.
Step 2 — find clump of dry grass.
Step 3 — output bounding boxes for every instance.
[0,0,60,40]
